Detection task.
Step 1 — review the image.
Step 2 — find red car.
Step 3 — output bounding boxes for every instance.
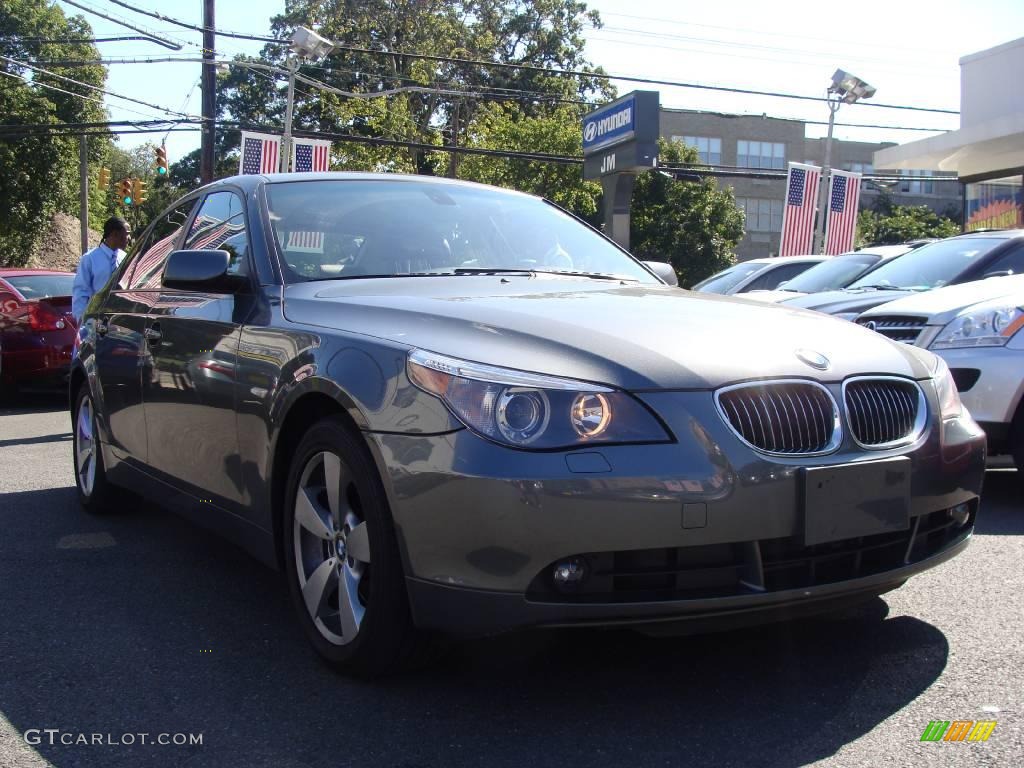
[0,269,77,395]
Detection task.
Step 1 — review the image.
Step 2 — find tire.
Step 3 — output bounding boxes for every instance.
[72,384,119,512]
[282,416,426,677]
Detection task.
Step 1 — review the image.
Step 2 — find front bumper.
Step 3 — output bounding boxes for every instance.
[369,388,986,637]
[934,345,1024,446]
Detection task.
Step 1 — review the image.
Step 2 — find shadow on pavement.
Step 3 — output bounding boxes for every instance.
[0,485,951,768]
[0,391,68,415]
[975,469,1023,536]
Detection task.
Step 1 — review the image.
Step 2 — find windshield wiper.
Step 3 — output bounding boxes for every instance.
[452,268,534,275]
[850,284,900,291]
[531,269,639,282]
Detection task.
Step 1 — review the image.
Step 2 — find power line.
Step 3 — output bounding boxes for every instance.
[100,0,284,44]
[10,35,156,43]
[57,0,182,50]
[0,55,203,120]
[0,68,171,122]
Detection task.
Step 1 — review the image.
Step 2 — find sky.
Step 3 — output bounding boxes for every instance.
[54,0,1024,167]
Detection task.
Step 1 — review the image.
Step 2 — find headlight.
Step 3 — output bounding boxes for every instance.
[930,303,1024,349]
[932,355,963,420]
[407,349,671,449]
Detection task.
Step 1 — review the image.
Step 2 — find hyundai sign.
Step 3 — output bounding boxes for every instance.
[582,91,659,180]
[583,98,636,153]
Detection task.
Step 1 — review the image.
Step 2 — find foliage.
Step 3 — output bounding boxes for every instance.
[457,102,599,219]
[857,205,961,246]
[0,0,108,266]
[212,0,613,175]
[630,139,745,287]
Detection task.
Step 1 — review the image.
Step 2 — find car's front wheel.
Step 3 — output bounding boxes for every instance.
[282,416,425,676]
[72,385,118,512]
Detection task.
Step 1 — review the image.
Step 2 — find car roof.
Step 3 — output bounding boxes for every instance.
[0,269,74,276]
[743,255,826,265]
[948,229,1024,240]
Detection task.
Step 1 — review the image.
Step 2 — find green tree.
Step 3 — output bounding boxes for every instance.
[0,0,108,266]
[857,204,961,246]
[630,139,745,287]
[215,0,612,174]
[457,102,600,219]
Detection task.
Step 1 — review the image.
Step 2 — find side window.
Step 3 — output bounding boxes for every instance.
[983,247,1024,277]
[126,199,197,290]
[185,191,250,278]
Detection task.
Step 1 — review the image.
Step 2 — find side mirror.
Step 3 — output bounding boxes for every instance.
[643,260,679,287]
[163,250,239,292]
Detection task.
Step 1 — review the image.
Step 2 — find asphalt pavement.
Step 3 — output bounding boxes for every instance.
[1,394,1021,768]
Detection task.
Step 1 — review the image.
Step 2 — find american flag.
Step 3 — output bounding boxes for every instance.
[240,131,281,175]
[286,231,325,253]
[293,139,331,172]
[824,170,862,255]
[779,163,821,256]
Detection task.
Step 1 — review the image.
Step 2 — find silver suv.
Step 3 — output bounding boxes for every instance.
[857,274,1024,472]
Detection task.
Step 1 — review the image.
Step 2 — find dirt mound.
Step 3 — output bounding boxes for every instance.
[28,212,101,273]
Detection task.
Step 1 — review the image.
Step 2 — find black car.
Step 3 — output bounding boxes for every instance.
[782,230,1024,319]
[70,174,985,676]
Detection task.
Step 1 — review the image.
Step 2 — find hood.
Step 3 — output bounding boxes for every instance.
[781,287,916,317]
[283,274,934,390]
[740,289,808,304]
[859,275,1024,325]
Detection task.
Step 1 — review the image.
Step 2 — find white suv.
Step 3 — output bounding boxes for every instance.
[857,275,1024,472]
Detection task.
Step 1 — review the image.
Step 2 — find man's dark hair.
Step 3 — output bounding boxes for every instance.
[103,217,128,239]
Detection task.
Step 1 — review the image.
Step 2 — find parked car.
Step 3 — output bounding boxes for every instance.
[71,173,985,676]
[690,255,828,295]
[743,244,919,303]
[782,230,1024,319]
[857,274,1024,472]
[0,269,77,395]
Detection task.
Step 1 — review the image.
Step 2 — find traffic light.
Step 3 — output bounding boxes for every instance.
[98,167,110,189]
[116,179,133,206]
[154,145,168,176]
[132,178,147,204]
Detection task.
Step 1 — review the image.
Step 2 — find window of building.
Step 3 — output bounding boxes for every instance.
[843,162,874,175]
[738,140,785,169]
[900,169,934,194]
[737,198,783,232]
[672,135,722,164]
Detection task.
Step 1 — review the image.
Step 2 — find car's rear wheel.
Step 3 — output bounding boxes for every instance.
[282,416,425,676]
[72,385,118,512]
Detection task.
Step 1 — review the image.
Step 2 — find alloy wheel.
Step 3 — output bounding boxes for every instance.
[75,395,97,497]
[293,451,372,645]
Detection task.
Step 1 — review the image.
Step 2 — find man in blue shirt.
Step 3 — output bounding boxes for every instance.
[72,217,131,322]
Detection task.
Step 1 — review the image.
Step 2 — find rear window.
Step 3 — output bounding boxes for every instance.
[692,262,764,293]
[846,238,1003,291]
[5,274,75,299]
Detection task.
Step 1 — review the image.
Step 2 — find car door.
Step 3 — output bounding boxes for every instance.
[141,189,257,509]
[92,200,196,464]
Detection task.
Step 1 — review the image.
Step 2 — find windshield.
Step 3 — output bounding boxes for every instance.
[5,274,75,299]
[846,238,1003,291]
[780,254,879,293]
[692,262,764,293]
[265,179,657,283]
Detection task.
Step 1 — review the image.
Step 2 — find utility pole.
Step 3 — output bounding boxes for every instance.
[199,0,216,184]
[280,56,298,173]
[79,136,89,253]
[813,95,840,255]
[448,101,460,178]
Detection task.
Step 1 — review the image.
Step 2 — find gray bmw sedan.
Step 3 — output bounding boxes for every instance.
[71,173,986,676]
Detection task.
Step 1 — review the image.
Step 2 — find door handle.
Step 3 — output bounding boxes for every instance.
[144,326,162,344]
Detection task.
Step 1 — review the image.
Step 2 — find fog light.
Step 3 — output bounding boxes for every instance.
[949,503,971,526]
[552,558,587,590]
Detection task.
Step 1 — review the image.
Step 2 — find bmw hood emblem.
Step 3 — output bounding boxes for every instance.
[796,348,830,371]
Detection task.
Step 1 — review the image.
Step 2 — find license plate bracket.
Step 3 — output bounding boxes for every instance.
[803,457,911,546]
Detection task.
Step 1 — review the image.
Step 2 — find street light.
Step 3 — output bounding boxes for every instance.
[813,68,876,254]
[280,26,335,173]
